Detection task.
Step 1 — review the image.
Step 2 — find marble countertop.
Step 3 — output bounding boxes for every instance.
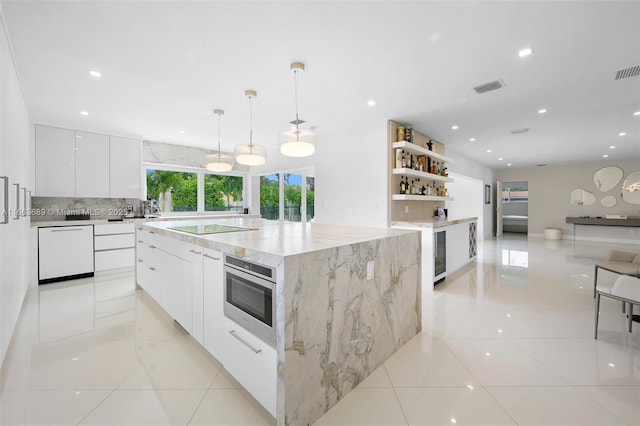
[31,214,260,228]
[392,216,478,229]
[141,218,418,257]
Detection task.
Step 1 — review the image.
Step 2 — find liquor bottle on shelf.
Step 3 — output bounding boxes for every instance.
[421,183,426,195]
[426,139,433,151]
[399,176,406,194]
[395,149,402,168]
[401,151,407,168]
[397,127,405,142]
[427,157,432,174]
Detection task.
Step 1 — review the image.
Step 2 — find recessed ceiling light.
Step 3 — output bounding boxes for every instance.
[538,108,547,114]
[469,137,475,142]
[89,69,101,78]
[634,111,640,116]
[618,132,627,136]
[80,110,89,116]
[507,163,512,166]
[485,352,491,357]
[609,145,616,149]
[450,419,457,424]
[451,125,459,130]
[603,154,609,158]
[486,149,492,153]
[179,130,185,134]
[498,157,503,161]
[608,363,615,367]
[466,384,474,390]
[367,100,376,107]
[518,47,533,57]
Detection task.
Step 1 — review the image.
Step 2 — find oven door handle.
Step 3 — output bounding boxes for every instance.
[229,330,262,354]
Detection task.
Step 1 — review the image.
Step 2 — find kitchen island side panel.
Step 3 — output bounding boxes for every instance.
[280,231,421,426]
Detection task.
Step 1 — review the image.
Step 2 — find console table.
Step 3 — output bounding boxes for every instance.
[566,217,640,241]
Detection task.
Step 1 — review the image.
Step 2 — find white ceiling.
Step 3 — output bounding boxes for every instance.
[2,0,639,169]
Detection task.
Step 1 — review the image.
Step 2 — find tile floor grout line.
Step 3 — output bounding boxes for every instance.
[385,365,410,426]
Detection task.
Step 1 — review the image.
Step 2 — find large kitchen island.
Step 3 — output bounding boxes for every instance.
[135,218,421,426]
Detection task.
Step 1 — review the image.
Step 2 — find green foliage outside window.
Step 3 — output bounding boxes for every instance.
[146,169,243,212]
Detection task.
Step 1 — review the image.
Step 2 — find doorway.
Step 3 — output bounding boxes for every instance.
[499,181,529,235]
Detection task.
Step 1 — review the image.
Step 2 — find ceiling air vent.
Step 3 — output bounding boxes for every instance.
[473,79,505,94]
[510,128,531,135]
[615,65,640,80]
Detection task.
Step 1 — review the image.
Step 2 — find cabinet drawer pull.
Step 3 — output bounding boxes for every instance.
[229,330,262,354]
[149,266,156,271]
[1,176,8,224]
[149,245,156,249]
[137,240,143,243]
[137,259,143,263]
[203,254,220,261]
[13,183,20,220]
[50,228,84,232]
[189,249,202,255]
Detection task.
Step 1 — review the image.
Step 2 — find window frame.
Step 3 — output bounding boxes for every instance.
[142,162,246,216]
[259,171,314,222]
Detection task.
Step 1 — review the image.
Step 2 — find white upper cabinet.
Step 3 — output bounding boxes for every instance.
[35,124,140,198]
[75,131,110,197]
[35,125,75,197]
[109,136,140,198]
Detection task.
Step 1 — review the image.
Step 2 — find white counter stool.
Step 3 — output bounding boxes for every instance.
[543,228,562,240]
[595,275,640,339]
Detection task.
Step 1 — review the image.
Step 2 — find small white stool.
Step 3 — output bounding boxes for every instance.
[544,228,562,240]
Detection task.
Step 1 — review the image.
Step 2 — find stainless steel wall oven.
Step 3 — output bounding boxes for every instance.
[223,254,276,347]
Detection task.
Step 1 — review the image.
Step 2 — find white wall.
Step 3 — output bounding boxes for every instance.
[0,10,33,367]
[497,160,640,243]
[446,147,496,239]
[313,119,388,227]
[446,172,485,238]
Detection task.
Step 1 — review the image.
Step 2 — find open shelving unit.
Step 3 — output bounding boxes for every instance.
[388,120,455,222]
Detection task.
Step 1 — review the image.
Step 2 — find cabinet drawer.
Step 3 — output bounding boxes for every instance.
[95,248,135,271]
[95,233,135,250]
[136,229,160,246]
[95,223,135,235]
[219,317,277,416]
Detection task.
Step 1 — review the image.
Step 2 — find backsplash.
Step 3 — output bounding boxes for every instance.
[31,197,143,222]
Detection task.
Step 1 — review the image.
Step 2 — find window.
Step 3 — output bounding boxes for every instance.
[260,172,314,222]
[260,174,279,220]
[146,168,197,213]
[306,176,315,222]
[502,186,528,203]
[284,173,302,222]
[205,174,243,212]
[145,165,244,214]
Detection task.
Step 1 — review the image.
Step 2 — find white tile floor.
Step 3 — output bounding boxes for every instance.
[1,235,639,425]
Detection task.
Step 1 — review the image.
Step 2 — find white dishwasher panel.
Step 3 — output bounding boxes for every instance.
[38,225,94,282]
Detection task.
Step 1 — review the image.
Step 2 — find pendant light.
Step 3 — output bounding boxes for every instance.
[206,109,234,172]
[234,90,267,166]
[280,62,316,157]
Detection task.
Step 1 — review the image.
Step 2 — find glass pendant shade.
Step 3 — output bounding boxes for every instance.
[280,128,316,157]
[234,90,267,166]
[234,143,267,166]
[281,62,315,158]
[206,108,234,172]
[205,153,234,172]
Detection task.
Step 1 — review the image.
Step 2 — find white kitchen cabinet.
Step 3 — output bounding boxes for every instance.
[75,131,110,197]
[38,225,94,282]
[35,125,75,197]
[219,316,277,416]
[188,246,204,345]
[94,223,135,271]
[202,247,224,360]
[161,249,193,333]
[135,230,193,333]
[109,136,140,198]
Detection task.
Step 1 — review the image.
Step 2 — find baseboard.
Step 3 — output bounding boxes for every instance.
[528,233,640,246]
